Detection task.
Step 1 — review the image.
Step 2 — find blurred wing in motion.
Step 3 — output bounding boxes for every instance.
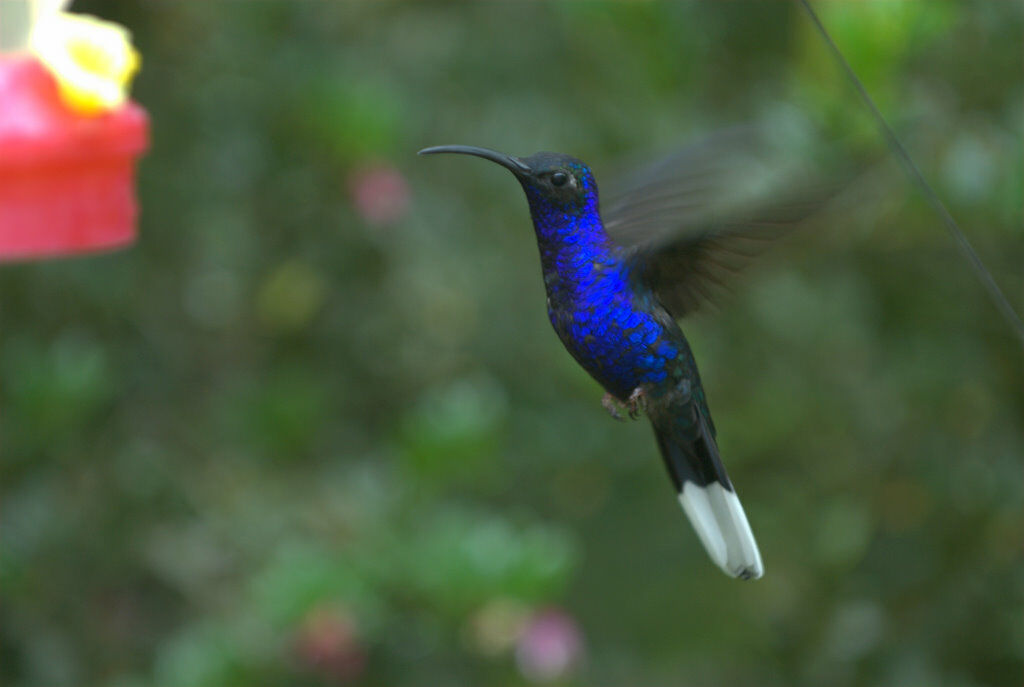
[603,126,846,319]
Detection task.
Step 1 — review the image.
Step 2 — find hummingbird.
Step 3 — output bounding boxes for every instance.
[418,138,810,580]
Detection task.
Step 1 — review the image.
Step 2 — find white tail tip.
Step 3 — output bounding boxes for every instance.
[678,481,764,580]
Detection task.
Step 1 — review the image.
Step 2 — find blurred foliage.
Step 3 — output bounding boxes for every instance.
[1,2,1022,686]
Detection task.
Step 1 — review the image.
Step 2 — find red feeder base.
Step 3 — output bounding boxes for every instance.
[0,55,148,261]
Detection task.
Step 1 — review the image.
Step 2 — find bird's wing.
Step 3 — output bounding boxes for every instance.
[602,126,841,318]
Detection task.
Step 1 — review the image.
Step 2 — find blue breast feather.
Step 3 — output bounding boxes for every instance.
[549,257,686,400]
[525,178,690,401]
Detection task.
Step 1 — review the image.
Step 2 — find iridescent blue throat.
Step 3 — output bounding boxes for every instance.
[519,169,685,400]
[520,168,612,298]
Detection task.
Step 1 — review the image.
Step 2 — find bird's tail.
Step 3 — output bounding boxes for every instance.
[651,410,764,580]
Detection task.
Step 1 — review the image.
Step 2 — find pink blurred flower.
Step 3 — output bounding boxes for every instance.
[294,605,366,682]
[515,608,584,682]
[348,163,409,226]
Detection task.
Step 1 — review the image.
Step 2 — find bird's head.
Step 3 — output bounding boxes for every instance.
[418,145,599,219]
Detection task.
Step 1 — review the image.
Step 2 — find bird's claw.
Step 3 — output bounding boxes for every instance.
[626,387,646,419]
[602,393,625,421]
[602,388,647,421]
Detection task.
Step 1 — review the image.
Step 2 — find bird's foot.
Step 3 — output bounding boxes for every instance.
[602,393,625,421]
[602,388,647,421]
[626,387,647,419]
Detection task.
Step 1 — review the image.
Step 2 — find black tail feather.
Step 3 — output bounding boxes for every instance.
[652,410,732,493]
[650,409,763,580]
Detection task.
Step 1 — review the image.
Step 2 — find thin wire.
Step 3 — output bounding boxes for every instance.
[797,0,1024,347]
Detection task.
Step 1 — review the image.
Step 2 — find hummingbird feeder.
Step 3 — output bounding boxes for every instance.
[0,1,148,261]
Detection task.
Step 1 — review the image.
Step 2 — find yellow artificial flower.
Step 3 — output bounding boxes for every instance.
[29,11,140,115]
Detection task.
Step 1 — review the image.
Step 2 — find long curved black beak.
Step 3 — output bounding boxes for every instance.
[418,145,531,175]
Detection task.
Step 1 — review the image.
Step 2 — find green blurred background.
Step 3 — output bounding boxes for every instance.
[2,2,1022,685]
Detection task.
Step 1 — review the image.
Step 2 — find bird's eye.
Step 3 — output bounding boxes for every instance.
[551,171,569,187]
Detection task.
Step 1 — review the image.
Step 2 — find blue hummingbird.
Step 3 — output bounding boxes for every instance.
[419,140,803,579]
